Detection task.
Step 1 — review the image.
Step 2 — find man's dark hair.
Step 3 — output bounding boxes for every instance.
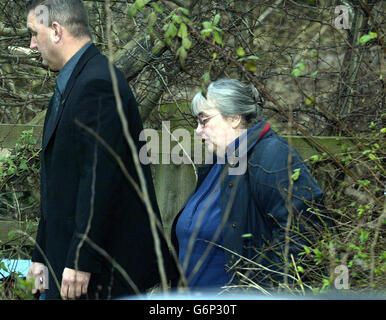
[27,0,91,39]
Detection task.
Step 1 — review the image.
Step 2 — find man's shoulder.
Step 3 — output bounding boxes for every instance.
[79,53,127,86]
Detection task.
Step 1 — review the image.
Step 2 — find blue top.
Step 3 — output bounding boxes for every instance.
[176,162,228,289]
[176,124,259,289]
[56,41,92,94]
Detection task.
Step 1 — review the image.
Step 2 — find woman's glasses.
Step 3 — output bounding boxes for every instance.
[197,112,220,127]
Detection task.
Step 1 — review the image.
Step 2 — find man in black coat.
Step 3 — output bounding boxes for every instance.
[26,0,176,299]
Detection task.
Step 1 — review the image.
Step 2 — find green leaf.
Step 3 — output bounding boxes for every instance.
[0,261,9,273]
[176,46,187,66]
[151,2,164,13]
[296,63,306,72]
[359,35,372,44]
[178,7,190,15]
[182,37,192,49]
[297,266,304,273]
[147,12,157,28]
[8,231,16,241]
[305,97,314,105]
[213,31,224,46]
[303,245,311,255]
[201,72,211,85]
[236,47,245,57]
[241,233,253,238]
[213,13,221,26]
[310,70,318,78]
[310,155,319,164]
[202,21,212,30]
[368,153,377,161]
[246,60,257,72]
[247,55,259,60]
[178,23,188,39]
[359,230,369,244]
[291,68,301,77]
[200,29,213,38]
[19,159,28,170]
[129,5,137,18]
[172,14,183,24]
[134,0,145,10]
[165,23,178,39]
[7,166,15,175]
[292,168,300,181]
[359,32,377,45]
[309,49,318,58]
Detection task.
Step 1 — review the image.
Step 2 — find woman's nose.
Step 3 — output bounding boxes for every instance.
[30,36,37,50]
[196,123,203,136]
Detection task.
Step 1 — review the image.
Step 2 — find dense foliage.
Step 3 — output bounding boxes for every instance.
[0,0,384,298]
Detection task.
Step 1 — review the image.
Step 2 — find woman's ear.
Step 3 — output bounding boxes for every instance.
[231,115,242,129]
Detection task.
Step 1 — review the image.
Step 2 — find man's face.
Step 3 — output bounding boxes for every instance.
[27,10,58,70]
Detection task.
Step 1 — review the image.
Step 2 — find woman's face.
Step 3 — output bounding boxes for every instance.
[195,108,237,156]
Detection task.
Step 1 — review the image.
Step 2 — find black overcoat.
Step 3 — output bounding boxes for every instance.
[32,44,176,299]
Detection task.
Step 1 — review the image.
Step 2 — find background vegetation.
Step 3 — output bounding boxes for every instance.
[0,0,384,298]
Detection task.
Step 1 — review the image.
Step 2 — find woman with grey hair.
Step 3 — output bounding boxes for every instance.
[171,78,325,291]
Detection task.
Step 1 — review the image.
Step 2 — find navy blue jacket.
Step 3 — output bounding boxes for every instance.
[171,121,324,286]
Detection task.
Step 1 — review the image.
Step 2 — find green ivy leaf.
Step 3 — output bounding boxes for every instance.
[19,159,28,170]
[165,23,178,39]
[178,23,188,39]
[236,47,245,57]
[176,46,187,67]
[182,37,192,49]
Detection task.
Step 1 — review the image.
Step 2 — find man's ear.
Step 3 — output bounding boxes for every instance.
[50,21,63,43]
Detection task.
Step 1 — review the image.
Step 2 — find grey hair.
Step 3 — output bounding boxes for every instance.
[27,0,92,39]
[191,78,264,128]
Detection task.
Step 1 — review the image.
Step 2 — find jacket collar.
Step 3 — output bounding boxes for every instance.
[62,43,100,102]
[196,120,271,187]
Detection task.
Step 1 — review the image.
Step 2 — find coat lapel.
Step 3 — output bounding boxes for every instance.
[42,44,100,150]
